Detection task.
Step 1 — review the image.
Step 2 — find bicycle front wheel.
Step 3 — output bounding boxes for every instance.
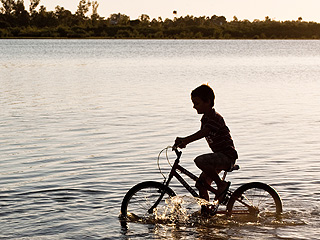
[226,182,282,217]
[121,181,176,220]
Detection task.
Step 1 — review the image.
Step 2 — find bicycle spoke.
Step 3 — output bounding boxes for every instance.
[121,182,176,220]
[227,182,282,217]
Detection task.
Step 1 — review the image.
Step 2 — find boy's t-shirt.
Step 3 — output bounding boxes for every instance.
[200,108,238,160]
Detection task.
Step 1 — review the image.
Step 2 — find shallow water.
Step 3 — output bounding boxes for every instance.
[1,39,320,239]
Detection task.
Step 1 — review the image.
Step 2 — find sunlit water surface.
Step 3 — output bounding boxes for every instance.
[1,39,320,239]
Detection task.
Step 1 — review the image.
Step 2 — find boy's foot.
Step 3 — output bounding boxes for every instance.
[214,181,231,203]
[201,204,218,216]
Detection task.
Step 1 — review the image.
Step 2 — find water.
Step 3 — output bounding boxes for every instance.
[1,39,320,239]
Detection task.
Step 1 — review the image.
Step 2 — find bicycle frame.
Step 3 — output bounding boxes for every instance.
[149,149,221,213]
[167,149,221,196]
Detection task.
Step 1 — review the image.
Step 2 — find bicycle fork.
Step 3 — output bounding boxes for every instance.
[148,163,200,214]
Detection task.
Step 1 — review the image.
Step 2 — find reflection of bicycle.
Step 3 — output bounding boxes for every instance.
[121,147,282,220]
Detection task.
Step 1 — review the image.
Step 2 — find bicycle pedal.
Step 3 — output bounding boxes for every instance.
[201,205,218,216]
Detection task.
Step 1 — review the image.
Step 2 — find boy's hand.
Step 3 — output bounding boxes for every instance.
[174,137,187,149]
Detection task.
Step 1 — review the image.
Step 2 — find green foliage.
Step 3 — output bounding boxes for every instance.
[0,0,320,39]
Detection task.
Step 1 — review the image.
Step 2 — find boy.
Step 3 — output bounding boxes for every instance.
[174,84,238,204]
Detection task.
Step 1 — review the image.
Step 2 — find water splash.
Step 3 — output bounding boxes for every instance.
[152,196,218,224]
[153,196,189,223]
[124,195,310,229]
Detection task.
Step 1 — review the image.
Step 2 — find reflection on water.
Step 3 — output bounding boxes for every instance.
[121,198,309,240]
[121,194,306,234]
[1,39,320,239]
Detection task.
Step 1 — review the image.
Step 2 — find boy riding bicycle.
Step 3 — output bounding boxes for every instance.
[174,84,238,205]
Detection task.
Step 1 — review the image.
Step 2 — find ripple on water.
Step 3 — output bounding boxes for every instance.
[1,39,320,239]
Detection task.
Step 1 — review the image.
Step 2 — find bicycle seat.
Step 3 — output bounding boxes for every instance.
[227,164,240,172]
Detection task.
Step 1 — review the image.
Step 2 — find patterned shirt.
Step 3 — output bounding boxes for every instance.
[201,108,238,160]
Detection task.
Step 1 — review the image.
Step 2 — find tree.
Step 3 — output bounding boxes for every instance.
[1,1,320,39]
[91,0,99,22]
[109,13,129,25]
[55,5,74,26]
[1,0,15,15]
[76,0,91,19]
[13,0,29,26]
[265,16,271,22]
[91,1,98,16]
[13,0,24,15]
[139,14,150,22]
[31,5,57,28]
[29,0,40,15]
[0,0,29,26]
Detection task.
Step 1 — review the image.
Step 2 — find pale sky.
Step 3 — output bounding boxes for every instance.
[26,0,320,22]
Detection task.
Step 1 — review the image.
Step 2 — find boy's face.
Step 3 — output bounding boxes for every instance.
[191,96,211,114]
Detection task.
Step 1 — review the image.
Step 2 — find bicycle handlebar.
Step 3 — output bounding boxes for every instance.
[172,146,182,160]
[157,146,182,180]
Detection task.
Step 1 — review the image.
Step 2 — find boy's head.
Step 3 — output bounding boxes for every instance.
[191,84,215,108]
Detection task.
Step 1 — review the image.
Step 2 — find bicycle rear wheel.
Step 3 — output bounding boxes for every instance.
[226,182,282,217]
[121,181,176,220]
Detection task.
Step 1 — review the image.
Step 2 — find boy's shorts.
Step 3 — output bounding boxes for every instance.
[195,152,235,172]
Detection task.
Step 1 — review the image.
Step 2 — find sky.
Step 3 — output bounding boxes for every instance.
[25,0,320,22]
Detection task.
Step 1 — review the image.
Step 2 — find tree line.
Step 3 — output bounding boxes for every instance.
[1,0,320,39]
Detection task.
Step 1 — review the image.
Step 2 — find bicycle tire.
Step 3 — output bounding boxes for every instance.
[226,182,282,217]
[120,181,176,220]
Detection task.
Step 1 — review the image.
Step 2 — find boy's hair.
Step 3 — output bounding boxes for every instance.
[191,84,215,107]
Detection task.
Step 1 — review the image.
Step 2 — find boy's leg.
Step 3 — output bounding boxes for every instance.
[195,172,212,201]
[196,171,224,200]
[194,153,233,200]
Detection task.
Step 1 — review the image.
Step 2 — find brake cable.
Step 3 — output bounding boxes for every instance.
[157,146,174,181]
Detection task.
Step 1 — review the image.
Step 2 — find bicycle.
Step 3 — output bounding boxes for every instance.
[120,147,283,221]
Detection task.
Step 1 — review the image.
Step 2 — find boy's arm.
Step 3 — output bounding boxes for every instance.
[175,127,210,148]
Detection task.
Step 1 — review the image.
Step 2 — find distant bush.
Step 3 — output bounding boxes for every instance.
[0,0,319,39]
